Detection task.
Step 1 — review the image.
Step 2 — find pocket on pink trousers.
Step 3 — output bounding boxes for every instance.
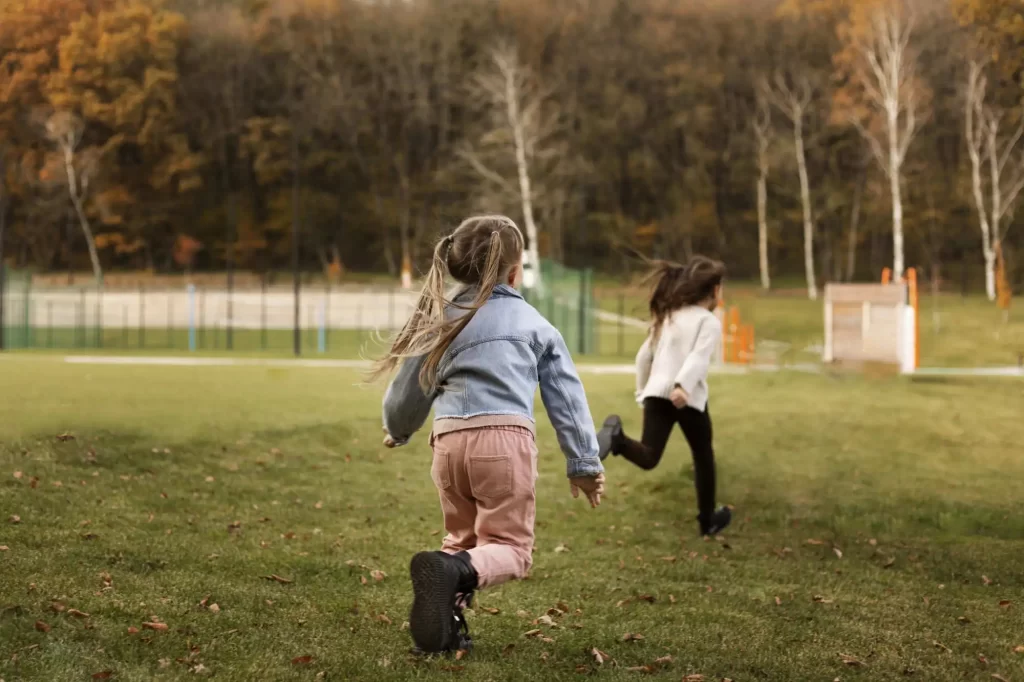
[468,455,512,498]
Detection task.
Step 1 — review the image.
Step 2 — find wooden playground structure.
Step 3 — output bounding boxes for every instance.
[823,268,920,373]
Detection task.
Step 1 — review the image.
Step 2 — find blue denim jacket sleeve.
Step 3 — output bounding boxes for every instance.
[382,355,436,446]
[537,330,604,478]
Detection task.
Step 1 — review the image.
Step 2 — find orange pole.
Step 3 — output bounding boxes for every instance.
[881,267,892,285]
[907,267,919,369]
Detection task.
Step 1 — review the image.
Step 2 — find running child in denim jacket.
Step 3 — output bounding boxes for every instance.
[372,215,606,656]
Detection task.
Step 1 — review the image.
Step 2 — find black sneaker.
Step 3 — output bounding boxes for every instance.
[596,415,623,461]
[409,551,478,655]
[698,506,732,536]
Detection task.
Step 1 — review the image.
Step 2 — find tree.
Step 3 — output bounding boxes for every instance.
[459,42,552,290]
[43,112,102,282]
[763,73,818,300]
[846,3,922,281]
[752,91,773,290]
[964,60,1024,301]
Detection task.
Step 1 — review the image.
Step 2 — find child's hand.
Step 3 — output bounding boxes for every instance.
[570,473,605,508]
[669,386,688,409]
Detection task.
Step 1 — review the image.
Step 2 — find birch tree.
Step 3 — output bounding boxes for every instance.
[762,73,817,300]
[460,42,551,290]
[752,91,773,290]
[964,60,1024,301]
[44,112,102,283]
[851,6,921,282]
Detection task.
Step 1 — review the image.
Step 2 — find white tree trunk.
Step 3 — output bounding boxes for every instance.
[794,116,817,300]
[756,171,770,290]
[986,121,1002,301]
[61,143,102,284]
[505,77,542,289]
[966,62,996,301]
[889,141,905,281]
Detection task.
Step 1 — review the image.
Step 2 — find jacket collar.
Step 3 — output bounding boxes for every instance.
[453,283,524,303]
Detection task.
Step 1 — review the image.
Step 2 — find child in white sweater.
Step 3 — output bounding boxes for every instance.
[597,256,732,536]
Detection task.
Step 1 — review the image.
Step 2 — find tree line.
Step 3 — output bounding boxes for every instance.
[0,0,1022,299]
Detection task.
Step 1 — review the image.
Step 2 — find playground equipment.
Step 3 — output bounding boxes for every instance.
[823,268,919,373]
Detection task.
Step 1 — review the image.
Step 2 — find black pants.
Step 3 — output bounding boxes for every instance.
[618,398,716,518]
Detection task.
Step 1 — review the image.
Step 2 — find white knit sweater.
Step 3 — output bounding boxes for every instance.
[635,306,722,412]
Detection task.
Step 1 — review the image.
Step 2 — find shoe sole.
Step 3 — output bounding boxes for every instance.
[409,551,456,654]
[597,416,620,461]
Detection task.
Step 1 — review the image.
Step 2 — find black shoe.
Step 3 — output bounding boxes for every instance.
[698,506,732,536]
[597,415,623,461]
[409,551,478,655]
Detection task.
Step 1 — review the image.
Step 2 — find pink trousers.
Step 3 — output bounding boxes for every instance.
[431,426,537,589]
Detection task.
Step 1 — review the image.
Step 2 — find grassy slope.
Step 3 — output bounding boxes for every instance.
[2,357,1023,681]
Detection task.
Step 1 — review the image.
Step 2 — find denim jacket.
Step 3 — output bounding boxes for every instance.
[382,284,603,478]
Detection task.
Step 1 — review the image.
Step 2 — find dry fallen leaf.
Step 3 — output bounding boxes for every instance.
[775,596,783,606]
[377,613,391,625]
[626,665,655,673]
[591,648,614,665]
[360,576,368,586]
[291,655,313,665]
[554,543,570,553]
[884,557,896,568]
[868,538,878,546]
[67,609,90,619]
[683,675,705,682]
[833,548,843,559]
[9,515,21,524]
[264,574,293,584]
[654,655,673,665]
[208,604,220,614]
[933,641,952,653]
[35,620,51,633]
[523,629,542,638]
[516,610,531,619]
[813,595,834,604]
[0,545,8,552]
[668,595,677,604]
[91,671,113,680]
[13,471,23,479]
[622,632,645,642]
[142,622,168,632]
[805,539,825,546]
[978,654,989,667]
[314,501,323,510]
[982,575,993,586]
[56,433,75,442]
[455,649,468,660]
[371,570,387,582]
[482,607,500,615]
[839,653,864,667]
[958,616,972,625]
[158,658,171,668]
[998,600,1011,608]
[1014,645,1024,654]
[127,627,139,634]
[992,675,1010,682]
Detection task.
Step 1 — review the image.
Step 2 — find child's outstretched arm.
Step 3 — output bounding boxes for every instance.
[634,335,653,404]
[537,330,604,482]
[382,355,436,447]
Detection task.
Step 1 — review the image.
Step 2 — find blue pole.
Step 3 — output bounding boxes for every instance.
[187,284,196,352]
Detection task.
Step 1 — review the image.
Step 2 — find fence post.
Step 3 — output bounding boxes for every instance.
[95,288,103,348]
[317,297,326,354]
[47,301,53,348]
[261,276,268,351]
[138,285,145,349]
[199,288,206,350]
[78,288,85,348]
[187,284,196,352]
[324,284,331,352]
[167,294,173,349]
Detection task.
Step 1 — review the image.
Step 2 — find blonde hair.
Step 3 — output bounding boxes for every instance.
[369,215,525,391]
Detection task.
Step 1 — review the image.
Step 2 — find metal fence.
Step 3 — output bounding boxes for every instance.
[0,262,630,357]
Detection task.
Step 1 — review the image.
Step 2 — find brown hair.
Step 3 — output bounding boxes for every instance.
[369,215,525,391]
[645,255,726,341]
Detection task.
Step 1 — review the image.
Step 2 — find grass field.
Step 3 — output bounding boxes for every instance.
[2,356,1023,681]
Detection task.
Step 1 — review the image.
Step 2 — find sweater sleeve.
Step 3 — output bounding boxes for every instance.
[673,315,722,395]
[634,335,653,399]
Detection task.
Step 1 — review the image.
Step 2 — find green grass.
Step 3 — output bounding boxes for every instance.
[2,356,1023,681]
